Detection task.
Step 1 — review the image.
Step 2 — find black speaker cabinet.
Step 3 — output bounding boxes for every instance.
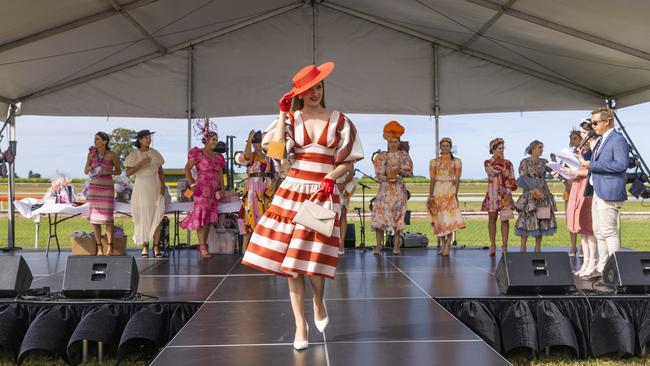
[344,223,356,248]
[603,252,650,293]
[495,252,575,295]
[0,256,33,297]
[63,256,139,299]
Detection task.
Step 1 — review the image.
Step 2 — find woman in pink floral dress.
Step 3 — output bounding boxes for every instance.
[371,121,413,255]
[181,120,226,259]
[481,138,517,256]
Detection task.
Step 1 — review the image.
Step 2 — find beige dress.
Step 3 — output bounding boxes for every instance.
[124,148,166,245]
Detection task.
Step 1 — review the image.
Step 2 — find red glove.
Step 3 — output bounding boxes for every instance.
[319,178,335,195]
[279,91,294,112]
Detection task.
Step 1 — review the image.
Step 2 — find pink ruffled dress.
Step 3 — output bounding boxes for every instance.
[180,147,225,230]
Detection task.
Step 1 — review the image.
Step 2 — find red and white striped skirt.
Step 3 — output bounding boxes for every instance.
[242,180,341,278]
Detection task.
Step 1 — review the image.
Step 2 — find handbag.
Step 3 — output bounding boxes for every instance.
[500,208,514,221]
[536,206,551,219]
[293,191,337,237]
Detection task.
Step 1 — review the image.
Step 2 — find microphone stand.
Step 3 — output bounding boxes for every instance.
[354,169,378,251]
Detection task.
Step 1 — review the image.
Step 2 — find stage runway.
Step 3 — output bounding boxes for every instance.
[7,247,635,365]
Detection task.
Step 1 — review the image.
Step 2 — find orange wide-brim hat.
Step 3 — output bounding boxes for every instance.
[383,120,405,140]
[291,61,335,95]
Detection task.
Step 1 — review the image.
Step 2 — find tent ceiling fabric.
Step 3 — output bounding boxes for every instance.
[1,0,649,119]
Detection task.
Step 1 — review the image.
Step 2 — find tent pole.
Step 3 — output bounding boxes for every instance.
[433,44,440,157]
[186,46,193,247]
[2,103,20,251]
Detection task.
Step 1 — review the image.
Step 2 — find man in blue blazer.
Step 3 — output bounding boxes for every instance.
[583,107,629,277]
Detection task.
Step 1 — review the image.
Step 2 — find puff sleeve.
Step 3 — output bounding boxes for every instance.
[262,115,295,156]
[124,149,138,168]
[187,147,202,163]
[334,113,364,165]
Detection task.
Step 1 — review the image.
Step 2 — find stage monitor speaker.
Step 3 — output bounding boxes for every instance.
[344,223,356,248]
[603,252,650,293]
[63,256,139,299]
[0,256,33,298]
[495,252,575,295]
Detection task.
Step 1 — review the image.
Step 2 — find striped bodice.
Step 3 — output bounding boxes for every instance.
[287,145,336,183]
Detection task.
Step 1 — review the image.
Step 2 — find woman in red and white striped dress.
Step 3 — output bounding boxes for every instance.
[242,62,363,350]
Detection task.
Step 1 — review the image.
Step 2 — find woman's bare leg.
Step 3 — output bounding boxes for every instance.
[288,276,308,342]
[488,213,498,250]
[308,276,327,321]
[534,236,543,252]
[92,224,103,255]
[374,230,384,254]
[520,235,528,252]
[501,220,510,250]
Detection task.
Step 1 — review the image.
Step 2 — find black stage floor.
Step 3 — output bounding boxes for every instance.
[6,247,606,365]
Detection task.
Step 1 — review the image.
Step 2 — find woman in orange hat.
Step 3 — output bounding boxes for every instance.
[241,62,364,350]
[371,121,413,255]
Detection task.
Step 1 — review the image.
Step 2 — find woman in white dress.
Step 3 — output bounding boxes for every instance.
[125,130,166,258]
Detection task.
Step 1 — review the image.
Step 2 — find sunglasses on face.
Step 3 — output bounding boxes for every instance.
[591,118,610,127]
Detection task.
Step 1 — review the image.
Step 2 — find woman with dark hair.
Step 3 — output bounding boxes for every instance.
[481,138,517,256]
[241,62,364,350]
[180,120,226,259]
[236,130,277,253]
[515,140,557,252]
[84,131,122,255]
[428,137,464,256]
[565,120,599,277]
[371,121,413,255]
[125,130,166,258]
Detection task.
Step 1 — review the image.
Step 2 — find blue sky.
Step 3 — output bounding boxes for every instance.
[14,102,650,180]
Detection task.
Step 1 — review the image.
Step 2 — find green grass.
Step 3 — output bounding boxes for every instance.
[3,214,649,251]
[0,353,148,366]
[348,217,650,251]
[507,348,650,365]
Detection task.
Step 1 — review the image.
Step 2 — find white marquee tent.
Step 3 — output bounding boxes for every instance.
[2,0,650,121]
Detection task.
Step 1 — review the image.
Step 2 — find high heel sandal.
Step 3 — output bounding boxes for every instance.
[153,244,163,258]
[95,242,104,256]
[198,244,212,259]
[373,245,382,255]
[141,244,149,258]
[489,246,496,257]
[106,243,114,256]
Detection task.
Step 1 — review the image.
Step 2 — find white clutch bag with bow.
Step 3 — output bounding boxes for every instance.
[293,192,336,237]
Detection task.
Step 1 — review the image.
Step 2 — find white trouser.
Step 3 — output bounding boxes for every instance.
[591,192,623,272]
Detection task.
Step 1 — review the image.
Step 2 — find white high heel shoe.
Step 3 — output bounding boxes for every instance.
[293,323,309,351]
[314,306,329,333]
